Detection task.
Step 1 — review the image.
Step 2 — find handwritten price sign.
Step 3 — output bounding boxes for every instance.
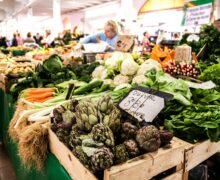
[118,87,173,122]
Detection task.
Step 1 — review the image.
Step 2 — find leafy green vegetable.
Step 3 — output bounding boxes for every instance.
[73,62,100,82]
[43,54,63,73]
[164,104,220,142]
[199,63,220,85]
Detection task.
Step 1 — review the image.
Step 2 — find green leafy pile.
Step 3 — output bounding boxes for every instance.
[162,88,220,143]
[199,63,220,85]
[179,33,202,54]
[164,104,220,143]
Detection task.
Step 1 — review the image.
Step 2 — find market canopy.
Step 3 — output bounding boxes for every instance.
[139,0,184,14]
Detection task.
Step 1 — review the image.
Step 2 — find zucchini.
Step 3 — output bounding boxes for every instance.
[74,80,103,95]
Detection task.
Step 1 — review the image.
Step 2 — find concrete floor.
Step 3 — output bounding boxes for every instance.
[0,142,16,180]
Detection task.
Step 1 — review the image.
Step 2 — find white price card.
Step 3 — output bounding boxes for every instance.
[118,87,173,122]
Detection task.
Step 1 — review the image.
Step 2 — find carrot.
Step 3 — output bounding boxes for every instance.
[35,97,53,103]
[26,92,54,100]
[27,88,54,94]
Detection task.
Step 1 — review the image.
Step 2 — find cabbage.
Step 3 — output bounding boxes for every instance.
[43,54,63,73]
[120,59,139,76]
[137,59,162,75]
[113,74,131,86]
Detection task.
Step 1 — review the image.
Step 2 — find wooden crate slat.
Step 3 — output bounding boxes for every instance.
[49,129,97,180]
[162,170,183,180]
[185,140,220,171]
[104,137,187,180]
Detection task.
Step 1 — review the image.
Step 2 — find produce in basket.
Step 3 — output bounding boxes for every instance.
[91,123,115,147]
[121,122,138,139]
[91,147,114,171]
[113,144,129,164]
[124,139,140,158]
[75,100,99,132]
[136,125,161,152]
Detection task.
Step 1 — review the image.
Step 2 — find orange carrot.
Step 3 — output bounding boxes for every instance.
[35,97,53,103]
[26,92,54,100]
[27,88,54,94]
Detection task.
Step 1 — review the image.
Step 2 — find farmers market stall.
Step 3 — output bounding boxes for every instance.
[1,24,220,180]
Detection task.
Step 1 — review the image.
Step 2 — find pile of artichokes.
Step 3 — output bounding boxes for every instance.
[51,95,173,176]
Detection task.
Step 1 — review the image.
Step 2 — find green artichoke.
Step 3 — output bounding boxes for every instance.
[73,146,91,170]
[121,122,138,139]
[113,144,129,164]
[91,123,115,147]
[69,125,84,149]
[103,107,121,133]
[124,139,140,158]
[97,95,114,114]
[56,128,70,146]
[91,147,114,171]
[75,100,99,132]
[69,99,79,112]
[136,125,161,152]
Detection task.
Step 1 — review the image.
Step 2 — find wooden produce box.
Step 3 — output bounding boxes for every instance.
[183,140,220,179]
[49,129,189,180]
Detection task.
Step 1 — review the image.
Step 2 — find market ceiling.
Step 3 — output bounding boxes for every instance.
[0,0,117,22]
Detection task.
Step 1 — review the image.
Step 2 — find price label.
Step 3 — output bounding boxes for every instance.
[118,87,173,122]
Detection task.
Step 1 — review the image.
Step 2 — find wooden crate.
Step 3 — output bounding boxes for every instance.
[49,129,189,180]
[184,140,220,172]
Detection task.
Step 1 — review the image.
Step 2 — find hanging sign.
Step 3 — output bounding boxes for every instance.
[182,0,213,26]
[118,87,173,122]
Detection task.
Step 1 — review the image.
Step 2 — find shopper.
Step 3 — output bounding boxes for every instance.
[141,31,150,51]
[11,33,18,47]
[76,20,118,51]
[0,37,8,48]
[23,32,35,44]
[16,33,23,45]
[34,33,43,45]
[43,30,54,47]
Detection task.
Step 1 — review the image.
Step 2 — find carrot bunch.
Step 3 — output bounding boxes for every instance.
[23,88,55,103]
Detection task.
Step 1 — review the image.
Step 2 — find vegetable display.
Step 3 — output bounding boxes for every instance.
[50,96,173,176]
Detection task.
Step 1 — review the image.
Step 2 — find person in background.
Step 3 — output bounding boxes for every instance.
[141,31,150,52]
[11,33,18,47]
[43,30,54,47]
[34,33,43,45]
[76,20,118,51]
[0,37,8,48]
[16,33,23,45]
[23,32,35,43]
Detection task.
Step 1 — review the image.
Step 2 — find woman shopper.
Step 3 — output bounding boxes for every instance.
[76,20,118,51]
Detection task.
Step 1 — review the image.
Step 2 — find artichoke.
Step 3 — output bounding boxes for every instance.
[69,125,84,148]
[56,128,70,146]
[121,122,138,139]
[103,107,121,133]
[53,105,66,124]
[91,123,115,147]
[75,100,99,132]
[69,99,79,112]
[91,147,114,171]
[73,146,91,170]
[136,125,161,152]
[113,144,129,164]
[159,130,173,146]
[61,110,76,130]
[97,95,114,114]
[124,139,140,158]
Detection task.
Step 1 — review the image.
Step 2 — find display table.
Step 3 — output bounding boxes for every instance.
[0,90,71,180]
